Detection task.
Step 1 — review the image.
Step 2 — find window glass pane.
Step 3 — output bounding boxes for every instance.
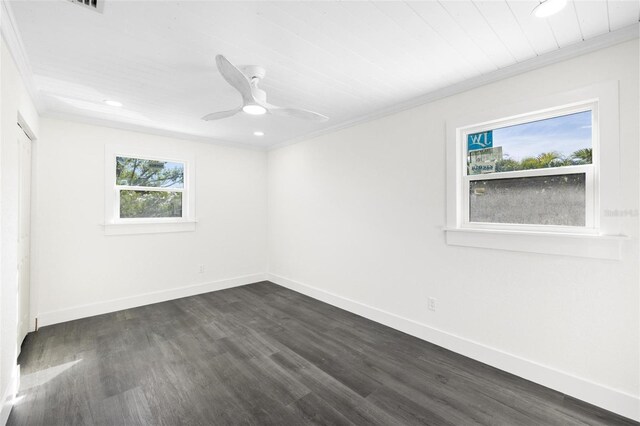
[469,173,586,226]
[467,111,592,175]
[116,157,184,188]
[120,190,182,218]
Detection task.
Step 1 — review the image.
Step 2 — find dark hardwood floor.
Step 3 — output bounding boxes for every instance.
[9,281,637,426]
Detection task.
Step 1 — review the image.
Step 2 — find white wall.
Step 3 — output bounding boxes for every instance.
[0,38,40,424]
[267,39,639,420]
[31,118,267,325]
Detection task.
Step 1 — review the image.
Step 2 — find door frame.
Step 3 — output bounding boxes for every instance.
[17,124,33,344]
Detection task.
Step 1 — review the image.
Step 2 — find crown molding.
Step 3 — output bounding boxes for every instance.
[268,23,640,151]
[42,111,267,151]
[1,0,42,112]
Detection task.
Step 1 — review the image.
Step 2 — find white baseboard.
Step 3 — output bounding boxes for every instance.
[268,273,640,422]
[0,366,18,426]
[37,273,267,327]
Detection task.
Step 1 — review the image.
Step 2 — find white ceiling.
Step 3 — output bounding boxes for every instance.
[7,0,640,148]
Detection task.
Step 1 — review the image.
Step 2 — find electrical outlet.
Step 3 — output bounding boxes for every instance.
[428,297,437,312]
[198,264,205,274]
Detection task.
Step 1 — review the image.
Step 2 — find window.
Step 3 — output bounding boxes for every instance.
[104,146,196,235]
[445,82,625,259]
[462,106,596,232]
[116,157,185,219]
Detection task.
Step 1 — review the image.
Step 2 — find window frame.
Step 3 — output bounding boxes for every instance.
[104,145,196,235]
[444,81,625,260]
[459,101,599,234]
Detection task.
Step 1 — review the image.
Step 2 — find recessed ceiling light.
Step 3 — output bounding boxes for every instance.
[103,99,123,107]
[532,0,567,18]
[253,131,264,136]
[242,104,267,115]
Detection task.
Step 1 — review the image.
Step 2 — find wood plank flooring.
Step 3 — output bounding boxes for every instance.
[9,281,638,426]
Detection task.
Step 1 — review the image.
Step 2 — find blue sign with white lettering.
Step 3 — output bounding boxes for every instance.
[467,131,493,151]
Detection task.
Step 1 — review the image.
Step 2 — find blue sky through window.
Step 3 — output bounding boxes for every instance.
[492,110,591,161]
[161,162,184,188]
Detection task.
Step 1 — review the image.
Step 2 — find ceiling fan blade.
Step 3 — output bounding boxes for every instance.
[202,107,241,121]
[215,55,254,104]
[269,106,329,122]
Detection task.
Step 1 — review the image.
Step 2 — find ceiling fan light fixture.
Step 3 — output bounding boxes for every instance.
[242,104,267,115]
[533,0,567,18]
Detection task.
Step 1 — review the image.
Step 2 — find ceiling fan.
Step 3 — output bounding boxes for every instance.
[202,55,329,122]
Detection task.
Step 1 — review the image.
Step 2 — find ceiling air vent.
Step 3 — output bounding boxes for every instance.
[68,0,104,13]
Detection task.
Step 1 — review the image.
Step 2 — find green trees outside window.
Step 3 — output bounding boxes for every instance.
[494,148,592,172]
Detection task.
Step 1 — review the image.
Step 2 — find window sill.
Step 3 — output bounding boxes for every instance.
[444,227,628,260]
[103,220,197,236]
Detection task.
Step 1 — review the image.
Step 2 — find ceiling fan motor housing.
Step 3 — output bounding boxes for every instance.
[253,88,267,103]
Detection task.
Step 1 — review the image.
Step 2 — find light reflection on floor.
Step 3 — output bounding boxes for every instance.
[18,359,82,393]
